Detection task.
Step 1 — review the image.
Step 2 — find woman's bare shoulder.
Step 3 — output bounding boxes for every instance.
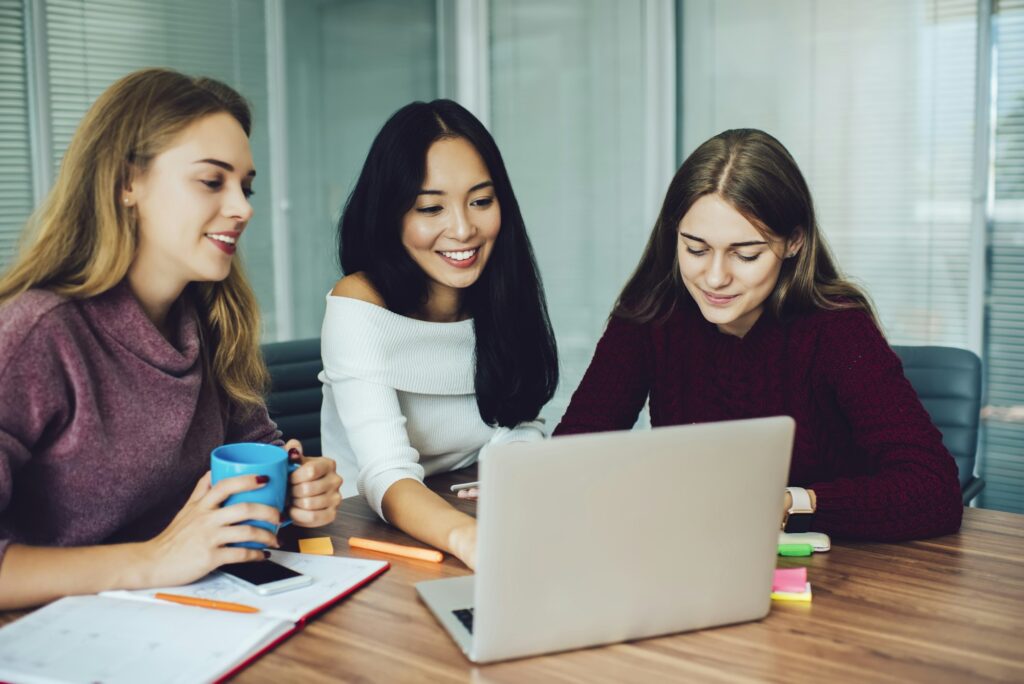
[330,272,385,308]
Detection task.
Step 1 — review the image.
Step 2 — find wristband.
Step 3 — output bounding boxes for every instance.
[784,486,814,533]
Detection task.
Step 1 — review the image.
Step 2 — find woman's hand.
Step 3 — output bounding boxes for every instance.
[447,521,478,570]
[284,439,343,527]
[456,486,479,501]
[140,471,281,587]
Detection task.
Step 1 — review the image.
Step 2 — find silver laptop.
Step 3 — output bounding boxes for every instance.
[416,415,795,664]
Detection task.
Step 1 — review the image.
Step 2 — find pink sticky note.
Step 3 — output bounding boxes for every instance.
[773,567,807,593]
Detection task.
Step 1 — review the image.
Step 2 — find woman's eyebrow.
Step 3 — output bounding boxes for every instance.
[418,180,494,196]
[193,158,256,177]
[680,232,767,247]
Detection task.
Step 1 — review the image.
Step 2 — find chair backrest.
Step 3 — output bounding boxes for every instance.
[262,338,323,455]
[892,345,981,491]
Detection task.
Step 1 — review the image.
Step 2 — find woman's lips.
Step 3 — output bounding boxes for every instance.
[438,248,480,269]
[701,289,738,307]
[205,231,239,255]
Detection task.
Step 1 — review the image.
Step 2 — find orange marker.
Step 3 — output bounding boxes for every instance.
[155,592,260,614]
[348,537,443,563]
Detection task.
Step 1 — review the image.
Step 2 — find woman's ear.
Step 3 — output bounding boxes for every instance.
[785,228,806,259]
[121,163,143,207]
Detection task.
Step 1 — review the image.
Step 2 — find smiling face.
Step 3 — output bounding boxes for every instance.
[401,136,501,314]
[677,193,802,337]
[125,111,255,296]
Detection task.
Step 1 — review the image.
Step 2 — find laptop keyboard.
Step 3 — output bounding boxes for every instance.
[453,608,474,633]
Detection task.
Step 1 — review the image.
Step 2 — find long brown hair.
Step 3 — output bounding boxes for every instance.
[0,68,269,408]
[614,128,877,326]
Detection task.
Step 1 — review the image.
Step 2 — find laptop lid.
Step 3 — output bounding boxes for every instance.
[470,416,795,663]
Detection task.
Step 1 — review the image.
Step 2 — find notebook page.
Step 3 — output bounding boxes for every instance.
[0,595,290,684]
[104,551,388,623]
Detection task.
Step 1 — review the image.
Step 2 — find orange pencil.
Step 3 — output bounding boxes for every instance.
[155,592,260,614]
[348,537,443,563]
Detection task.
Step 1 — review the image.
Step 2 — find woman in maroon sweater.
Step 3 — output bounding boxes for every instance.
[556,129,963,541]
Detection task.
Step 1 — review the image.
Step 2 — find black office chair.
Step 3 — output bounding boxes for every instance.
[893,345,985,504]
[262,338,323,455]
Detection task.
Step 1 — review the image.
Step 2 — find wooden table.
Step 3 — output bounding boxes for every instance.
[2,467,1022,683]
[247,467,1024,683]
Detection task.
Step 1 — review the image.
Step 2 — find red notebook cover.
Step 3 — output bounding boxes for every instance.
[215,561,390,682]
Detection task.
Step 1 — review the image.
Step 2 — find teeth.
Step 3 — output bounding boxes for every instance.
[207,234,237,245]
[440,249,477,261]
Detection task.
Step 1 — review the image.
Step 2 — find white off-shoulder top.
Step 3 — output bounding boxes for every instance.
[319,295,545,519]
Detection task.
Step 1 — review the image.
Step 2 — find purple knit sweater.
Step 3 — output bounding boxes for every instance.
[555,297,964,541]
[0,282,281,568]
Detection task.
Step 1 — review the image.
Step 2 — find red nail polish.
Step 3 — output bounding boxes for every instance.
[288,448,301,461]
[256,475,269,484]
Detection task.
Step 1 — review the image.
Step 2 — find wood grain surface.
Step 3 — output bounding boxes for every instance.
[3,466,1022,683]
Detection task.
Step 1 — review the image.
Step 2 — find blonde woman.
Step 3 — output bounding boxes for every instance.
[0,69,342,609]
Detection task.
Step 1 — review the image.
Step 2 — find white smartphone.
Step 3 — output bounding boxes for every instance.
[218,560,313,595]
[449,481,479,493]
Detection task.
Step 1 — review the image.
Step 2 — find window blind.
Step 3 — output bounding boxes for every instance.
[281,0,439,339]
[982,0,1024,512]
[0,0,32,271]
[682,0,978,348]
[489,0,665,426]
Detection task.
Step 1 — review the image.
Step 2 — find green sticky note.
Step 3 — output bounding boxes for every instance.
[778,543,814,557]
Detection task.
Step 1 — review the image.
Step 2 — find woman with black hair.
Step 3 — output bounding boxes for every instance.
[320,100,558,568]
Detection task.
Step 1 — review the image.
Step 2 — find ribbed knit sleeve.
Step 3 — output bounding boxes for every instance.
[809,310,963,540]
[555,315,653,436]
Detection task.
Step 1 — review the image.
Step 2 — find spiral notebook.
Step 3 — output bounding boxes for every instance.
[0,551,388,684]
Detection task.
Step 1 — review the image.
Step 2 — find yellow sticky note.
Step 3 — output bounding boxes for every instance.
[771,582,813,602]
[298,537,335,556]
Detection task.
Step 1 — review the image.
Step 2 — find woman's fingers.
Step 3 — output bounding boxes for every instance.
[289,456,339,485]
[216,546,271,567]
[202,474,269,508]
[292,490,343,513]
[290,471,343,499]
[187,471,213,503]
[283,439,304,463]
[216,523,280,549]
[215,501,281,527]
[287,503,338,527]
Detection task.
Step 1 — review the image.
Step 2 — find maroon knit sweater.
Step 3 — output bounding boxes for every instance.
[555,297,964,541]
[0,282,281,568]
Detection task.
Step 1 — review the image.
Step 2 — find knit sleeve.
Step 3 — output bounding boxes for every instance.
[810,310,963,541]
[225,402,283,449]
[0,310,74,568]
[480,419,547,459]
[320,370,424,521]
[554,315,652,436]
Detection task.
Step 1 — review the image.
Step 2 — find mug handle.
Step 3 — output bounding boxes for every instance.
[280,461,301,528]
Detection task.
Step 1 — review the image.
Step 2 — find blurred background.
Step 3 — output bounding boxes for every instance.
[0,0,1021,511]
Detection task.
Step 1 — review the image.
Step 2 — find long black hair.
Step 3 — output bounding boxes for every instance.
[338,99,558,428]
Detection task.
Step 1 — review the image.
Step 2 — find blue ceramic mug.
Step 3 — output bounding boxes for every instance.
[211,442,300,549]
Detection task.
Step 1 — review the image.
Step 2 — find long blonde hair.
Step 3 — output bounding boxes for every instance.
[0,68,269,408]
